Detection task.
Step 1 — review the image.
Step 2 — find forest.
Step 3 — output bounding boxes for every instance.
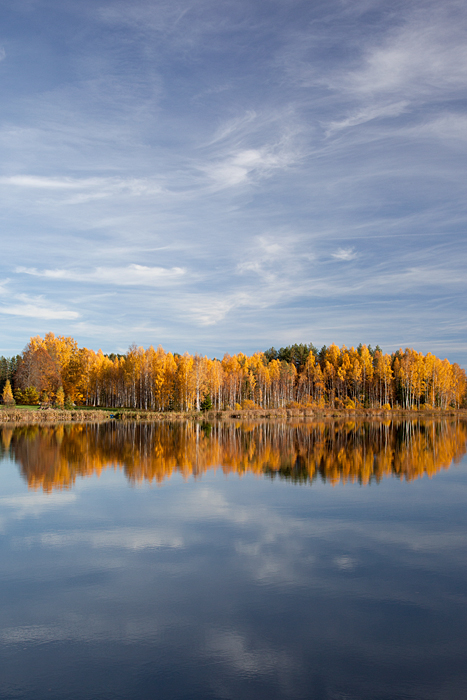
[0,333,466,411]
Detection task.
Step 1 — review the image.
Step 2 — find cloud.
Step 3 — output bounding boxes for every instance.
[200,140,299,190]
[331,247,358,261]
[405,113,467,143]
[0,175,165,199]
[97,1,192,35]
[189,296,240,326]
[292,3,467,146]
[193,109,303,192]
[0,279,10,295]
[0,175,102,190]
[326,101,409,134]
[0,295,80,320]
[184,251,466,330]
[345,9,467,99]
[16,265,186,287]
[0,47,5,62]
[203,111,258,147]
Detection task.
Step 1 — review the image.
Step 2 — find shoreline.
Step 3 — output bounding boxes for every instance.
[0,405,466,424]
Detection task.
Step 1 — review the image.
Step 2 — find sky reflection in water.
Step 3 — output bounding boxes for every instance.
[0,420,466,700]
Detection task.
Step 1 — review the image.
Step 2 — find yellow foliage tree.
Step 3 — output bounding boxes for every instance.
[2,379,15,406]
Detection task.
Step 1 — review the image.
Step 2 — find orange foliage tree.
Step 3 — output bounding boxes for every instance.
[10,335,466,411]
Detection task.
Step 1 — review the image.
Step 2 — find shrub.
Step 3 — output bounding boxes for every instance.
[40,391,50,405]
[286,401,302,409]
[23,387,40,405]
[14,389,24,405]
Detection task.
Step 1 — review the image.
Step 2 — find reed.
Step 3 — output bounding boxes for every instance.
[1,405,465,425]
[0,408,110,423]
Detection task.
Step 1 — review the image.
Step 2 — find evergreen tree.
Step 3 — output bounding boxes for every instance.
[200,393,213,411]
[319,345,328,363]
[263,347,278,362]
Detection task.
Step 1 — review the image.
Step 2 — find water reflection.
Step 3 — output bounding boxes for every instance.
[1,419,466,491]
[1,420,467,700]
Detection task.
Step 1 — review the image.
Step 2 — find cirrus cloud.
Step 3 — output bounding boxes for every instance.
[16,264,186,287]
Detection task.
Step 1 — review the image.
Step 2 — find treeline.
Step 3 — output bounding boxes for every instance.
[3,419,466,491]
[0,333,466,411]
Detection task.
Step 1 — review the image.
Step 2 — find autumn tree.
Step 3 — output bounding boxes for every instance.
[2,379,15,406]
[7,333,466,411]
[55,386,65,408]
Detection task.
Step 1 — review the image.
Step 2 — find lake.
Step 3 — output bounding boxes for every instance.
[1,419,466,700]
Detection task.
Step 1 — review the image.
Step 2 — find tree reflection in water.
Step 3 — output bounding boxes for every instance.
[1,419,466,492]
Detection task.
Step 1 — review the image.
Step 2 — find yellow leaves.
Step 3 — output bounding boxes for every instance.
[14,334,466,411]
[2,379,14,405]
[222,353,241,375]
[11,420,466,491]
[55,386,65,408]
[325,343,341,365]
[303,351,315,374]
[268,359,281,382]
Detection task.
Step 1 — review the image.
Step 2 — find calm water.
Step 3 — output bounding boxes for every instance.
[1,419,466,700]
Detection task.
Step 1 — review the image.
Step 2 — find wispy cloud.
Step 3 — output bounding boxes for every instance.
[197,113,302,190]
[0,175,104,189]
[16,265,186,286]
[201,145,292,189]
[331,247,358,261]
[202,111,258,147]
[345,7,467,98]
[0,175,165,198]
[0,295,80,320]
[0,279,10,295]
[325,101,409,134]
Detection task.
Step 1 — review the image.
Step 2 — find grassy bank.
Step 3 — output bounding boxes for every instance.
[0,407,110,423]
[1,405,466,425]
[109,406,467,421]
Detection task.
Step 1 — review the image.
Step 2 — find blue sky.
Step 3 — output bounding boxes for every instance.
[0,0,466,364]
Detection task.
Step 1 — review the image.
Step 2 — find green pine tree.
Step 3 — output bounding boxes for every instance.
[200,393,213,411]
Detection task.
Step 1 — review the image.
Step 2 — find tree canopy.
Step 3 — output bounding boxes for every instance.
[1,333,465,411]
